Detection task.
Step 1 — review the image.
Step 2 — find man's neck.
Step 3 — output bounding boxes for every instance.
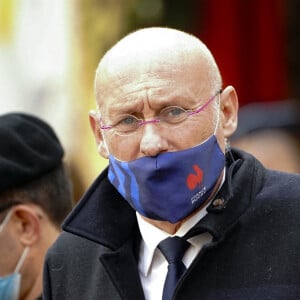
[22,270,42,300]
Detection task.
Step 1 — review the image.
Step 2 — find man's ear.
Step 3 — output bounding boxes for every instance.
[13,205,41,247]
[89,110,109,159]
[220,86,239,138]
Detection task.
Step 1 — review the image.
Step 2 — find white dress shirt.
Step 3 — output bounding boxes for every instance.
[137,204,212,300]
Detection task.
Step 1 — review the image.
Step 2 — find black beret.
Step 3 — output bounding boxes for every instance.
[0,112,64,192]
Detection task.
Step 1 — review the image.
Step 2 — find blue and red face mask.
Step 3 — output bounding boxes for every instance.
[107,132,225,223]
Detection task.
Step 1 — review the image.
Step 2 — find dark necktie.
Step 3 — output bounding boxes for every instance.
[158,236,190,300]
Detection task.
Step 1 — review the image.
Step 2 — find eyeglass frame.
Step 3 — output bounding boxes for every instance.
[98,89,222,136]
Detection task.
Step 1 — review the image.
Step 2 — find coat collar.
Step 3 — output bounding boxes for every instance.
[63,168,138,250]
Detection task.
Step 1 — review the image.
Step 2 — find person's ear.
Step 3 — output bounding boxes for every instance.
[89,110,109,159]
[220,86,239,138]
[13,205,41,247]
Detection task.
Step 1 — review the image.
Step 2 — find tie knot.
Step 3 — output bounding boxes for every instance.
[158,236,190,264]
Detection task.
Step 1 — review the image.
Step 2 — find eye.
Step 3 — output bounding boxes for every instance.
[119,115,138,125]
[169,107,185,116]
[114,115,140,133]
[161,106,187,123]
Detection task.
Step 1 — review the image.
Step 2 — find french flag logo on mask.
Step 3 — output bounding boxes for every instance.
[186,165,204,190]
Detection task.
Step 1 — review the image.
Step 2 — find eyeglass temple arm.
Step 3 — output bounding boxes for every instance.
[188,90,222,116]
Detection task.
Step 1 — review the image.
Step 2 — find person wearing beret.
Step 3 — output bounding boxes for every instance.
[44,27,300,299]
[0,113,73,300]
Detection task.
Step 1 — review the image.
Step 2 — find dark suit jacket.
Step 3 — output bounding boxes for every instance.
[43,149,300,299]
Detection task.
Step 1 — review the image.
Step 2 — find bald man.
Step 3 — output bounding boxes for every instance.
[43,28,300,300]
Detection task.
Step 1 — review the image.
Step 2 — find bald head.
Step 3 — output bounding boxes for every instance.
[94,27,222,104]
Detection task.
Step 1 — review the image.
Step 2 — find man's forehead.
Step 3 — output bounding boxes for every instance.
[96,49,198,105]
[96,57,203,110]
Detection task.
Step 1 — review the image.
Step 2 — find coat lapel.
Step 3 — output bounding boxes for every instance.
[99,235,145,300]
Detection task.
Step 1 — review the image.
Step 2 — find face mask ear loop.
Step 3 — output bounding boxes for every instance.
[213,93,221,136]
[96,108,110,156]
[0,209,14,233]
[14,246,30,274]
[102,134,110,155]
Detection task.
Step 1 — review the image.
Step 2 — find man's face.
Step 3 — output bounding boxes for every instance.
[95,51,227,162]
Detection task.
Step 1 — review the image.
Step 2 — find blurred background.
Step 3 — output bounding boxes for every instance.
[1,0,300,201]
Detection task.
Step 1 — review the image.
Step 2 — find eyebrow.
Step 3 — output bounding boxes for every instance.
[109,95,198,116]
[107,99,144,116]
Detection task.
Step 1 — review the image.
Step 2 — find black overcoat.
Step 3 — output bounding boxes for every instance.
[43,149,300,299]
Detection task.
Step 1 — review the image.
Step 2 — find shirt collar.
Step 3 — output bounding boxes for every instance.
[137,200,211,276]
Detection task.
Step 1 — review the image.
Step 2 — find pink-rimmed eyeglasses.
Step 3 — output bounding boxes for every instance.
[99,90,222,136]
